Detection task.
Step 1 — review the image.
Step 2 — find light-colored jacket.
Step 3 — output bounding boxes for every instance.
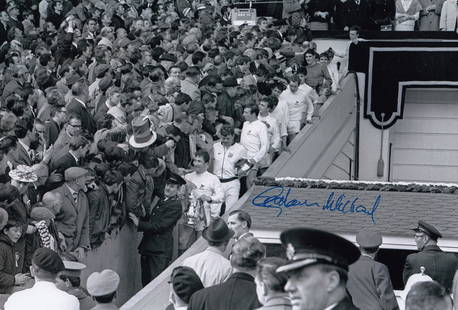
[439,0,458,31]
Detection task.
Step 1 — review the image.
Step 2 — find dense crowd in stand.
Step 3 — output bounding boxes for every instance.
[0,0,453,307]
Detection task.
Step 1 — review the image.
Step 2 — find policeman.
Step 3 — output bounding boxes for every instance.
[347,229,398,310]
[129,172,186,286]
[277,227,360,310]
[403,220,458,292]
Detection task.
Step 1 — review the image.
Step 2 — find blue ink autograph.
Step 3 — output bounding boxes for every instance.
[251,186,380,224]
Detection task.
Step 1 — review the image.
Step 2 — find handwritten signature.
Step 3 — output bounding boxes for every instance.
[251,186,380,224]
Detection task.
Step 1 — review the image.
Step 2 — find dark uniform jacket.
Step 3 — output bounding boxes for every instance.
[403,244,458,292]
[188,272,261,310]
[347,255,399,310]
[138,197,182,256]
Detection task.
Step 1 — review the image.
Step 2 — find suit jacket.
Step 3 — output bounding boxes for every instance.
[333,297,360,310]
[52,184,90,251]
[9,143,33,168]
[403,244,458,291]
[188,272,261,310]
[49,152,78,174]
[347,255,399,310]
[125,166,155,218]
[439,0,457,31]
[138,196,182,255]
[224,232,254,258]
[66,98,96,134]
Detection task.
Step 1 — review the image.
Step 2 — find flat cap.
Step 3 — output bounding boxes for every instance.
[277,227,360,273]
[356,229,382,249]
[412,220,442,239]
[64,167,89,182]
[31,207,55,221]
[170,266,203,303]
[87,269,120,296]
[166,172,186,185]
[32,248,65,274]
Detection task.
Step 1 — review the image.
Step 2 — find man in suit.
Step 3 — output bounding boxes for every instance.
[225,210,254,257]
[403,220,458,292]
[347,229,399,310]
[188,236,265,310]
[10,118,41,167]
[51,167,91,260]
[66,82,96,135]
[49,136,89,174]
[181,66,201,101]
[277,228,360,310]
[129,173,186,287]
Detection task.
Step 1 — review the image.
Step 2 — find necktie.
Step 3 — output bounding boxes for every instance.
[72,192,78,204]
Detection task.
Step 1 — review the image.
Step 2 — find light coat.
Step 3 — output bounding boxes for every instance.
[439,0,458,31]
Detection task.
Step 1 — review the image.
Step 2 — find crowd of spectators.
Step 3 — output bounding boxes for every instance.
[0,0,354,298]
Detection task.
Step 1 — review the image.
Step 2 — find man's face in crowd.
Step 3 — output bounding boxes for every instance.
[227,214,246,238]
[284,265,331,310]
[0,11,9,22]
[169,67,181,79]
[116,28,126,39]
[349,30,359,42]
[88,20,97,33]
[289,81,299,93]
[67,118,82,136]
[34,123,46,142]
[9,7,19,18]
[55,106,67,123]
[192,155,208,174]
[141,8,153,20]
[258,100,269,114]
[3,226,22,243]
[221,133,234,147]
[305,53,316,65]
[414,232,428,251]
[260,19,268,31]
[164,183,179,198]
[272,87,282,98]
[243,107,256,122]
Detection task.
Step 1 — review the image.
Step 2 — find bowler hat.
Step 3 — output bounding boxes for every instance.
[202,218,234,243]
[412,220,442,239]
[277,227,360,273]
[128,116,157,149]
[356,229,382,249]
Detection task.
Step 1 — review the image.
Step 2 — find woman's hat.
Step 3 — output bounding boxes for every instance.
[128,116,157,149]
[9,165,38,183]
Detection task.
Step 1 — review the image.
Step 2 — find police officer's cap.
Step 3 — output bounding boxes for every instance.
[166,173,186,186]
[277,227,360,273]
[412,220,442,239]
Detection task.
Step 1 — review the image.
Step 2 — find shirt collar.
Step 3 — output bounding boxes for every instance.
[17,139,30,153]
[74,97,87,108]
[68,150,79,163]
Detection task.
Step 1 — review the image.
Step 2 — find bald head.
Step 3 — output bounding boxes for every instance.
[42,192,63,215]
